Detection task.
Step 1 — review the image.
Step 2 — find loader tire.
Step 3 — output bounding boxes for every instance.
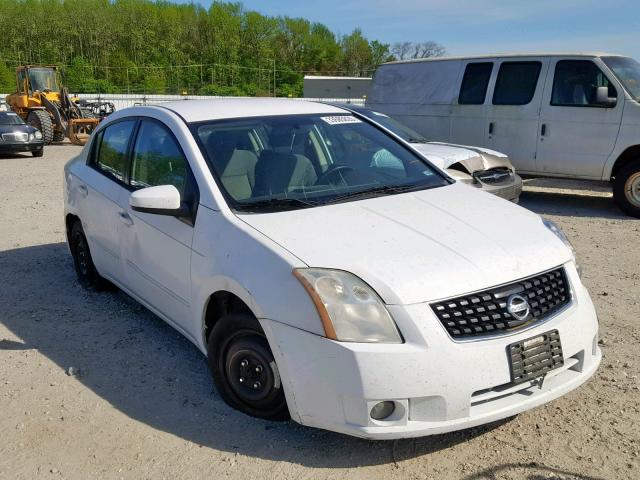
[27,110,54,144]
[53,129,66,143]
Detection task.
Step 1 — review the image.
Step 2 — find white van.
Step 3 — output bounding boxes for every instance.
[367,53,640,217]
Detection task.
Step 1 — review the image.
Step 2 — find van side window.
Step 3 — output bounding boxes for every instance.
[94,120,137,183]
[458,63,493,105]
[492,61,542,105]
[551,60,617,107]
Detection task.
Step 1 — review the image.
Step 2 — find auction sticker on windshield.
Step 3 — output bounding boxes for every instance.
[321,115,362,125]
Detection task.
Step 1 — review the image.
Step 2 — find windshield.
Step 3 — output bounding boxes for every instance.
[194,113,448,212]
[28,67,58,92]
[0,112,25,125]
[602,56,640,100]
[356,109,429,143]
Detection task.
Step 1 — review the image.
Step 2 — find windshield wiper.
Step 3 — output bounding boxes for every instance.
[322,183,428,205]
[235,197,318,212]
[407,137,428,143]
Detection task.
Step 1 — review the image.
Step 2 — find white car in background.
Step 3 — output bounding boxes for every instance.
[64,98,600,439]
[334,103,522,202]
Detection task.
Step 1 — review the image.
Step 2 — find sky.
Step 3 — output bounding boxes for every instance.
[182,0,640,59]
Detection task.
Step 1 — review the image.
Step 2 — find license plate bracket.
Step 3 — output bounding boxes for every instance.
[507,330,563,385]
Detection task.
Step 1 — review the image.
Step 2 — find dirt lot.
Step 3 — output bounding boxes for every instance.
[1,144,638,480]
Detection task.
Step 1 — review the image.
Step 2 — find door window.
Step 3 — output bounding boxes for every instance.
[492,61,542,105]
[130,120,189,196]
[551,60,617,107]
[94,120,136,182]
[458,62,493,105]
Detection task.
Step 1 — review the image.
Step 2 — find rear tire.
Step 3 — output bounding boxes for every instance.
[52,129,66,143]
[613,160,640,218]
[208,314,289,421]
[26,110,54,144]
[69,221,108,290]
[32,148,44,158]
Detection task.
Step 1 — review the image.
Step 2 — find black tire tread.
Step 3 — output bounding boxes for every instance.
[613,159,640,218]
[27,110,54,144]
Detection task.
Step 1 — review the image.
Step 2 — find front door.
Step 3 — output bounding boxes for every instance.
[485,58,549,173]
[536,58,623,178]
[119,119,198,331]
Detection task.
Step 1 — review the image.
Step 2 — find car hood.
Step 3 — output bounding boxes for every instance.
[410,142,512,174]
[0,124,35,135]
[238,183,571,305]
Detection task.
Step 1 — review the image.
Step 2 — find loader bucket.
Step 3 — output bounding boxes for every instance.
[68,118,99,146]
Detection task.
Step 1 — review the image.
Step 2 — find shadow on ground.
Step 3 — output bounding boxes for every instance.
[0,242,515,468]
[519,189,629,220]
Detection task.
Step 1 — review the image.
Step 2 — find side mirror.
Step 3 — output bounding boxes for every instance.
[596,86,616,107]
[130,185,189,217]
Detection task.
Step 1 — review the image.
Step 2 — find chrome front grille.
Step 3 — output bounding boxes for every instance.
[430,267,571,339]
[1,132,29,142]
[474,168,513,185]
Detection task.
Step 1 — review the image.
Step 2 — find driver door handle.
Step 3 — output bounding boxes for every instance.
[77,184,88,197]
[118,211,134,227]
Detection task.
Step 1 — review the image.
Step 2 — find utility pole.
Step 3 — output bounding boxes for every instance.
[273,58,276,97]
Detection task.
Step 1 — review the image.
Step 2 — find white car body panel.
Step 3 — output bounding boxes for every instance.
[63,98,600,439]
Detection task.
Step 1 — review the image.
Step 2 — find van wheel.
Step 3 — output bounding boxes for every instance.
[70,221,109,290]
[208,314,289,421]
[613,160,640,218]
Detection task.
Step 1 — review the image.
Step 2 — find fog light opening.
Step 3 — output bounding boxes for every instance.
[370,401,395,421]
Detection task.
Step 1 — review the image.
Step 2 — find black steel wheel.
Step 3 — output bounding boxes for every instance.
[208,314,289,420]
[70,221,108,290]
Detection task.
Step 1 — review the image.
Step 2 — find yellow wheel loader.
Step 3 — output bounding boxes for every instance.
[5,65,109,145]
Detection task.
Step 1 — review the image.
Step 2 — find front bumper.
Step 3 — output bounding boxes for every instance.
[477,173,523,202]
[260,264,599,439]
[0,141,44,153]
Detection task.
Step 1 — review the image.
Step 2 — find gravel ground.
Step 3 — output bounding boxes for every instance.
[0,144,638,480]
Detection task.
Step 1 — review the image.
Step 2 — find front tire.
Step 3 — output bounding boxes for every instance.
[26,110,54,144]
[208,314,289,421]
[69,221,108,290]
[32,148,44,158]
[613,160,640,218]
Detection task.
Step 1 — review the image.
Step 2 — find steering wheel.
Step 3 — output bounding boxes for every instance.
[315,165,356,185]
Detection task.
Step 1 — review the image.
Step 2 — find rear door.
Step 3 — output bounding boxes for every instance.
[450,61,494,147]
[78,119,137,282]
[536,57,623,178]
[120,118,199,330]
[485,58,549,173]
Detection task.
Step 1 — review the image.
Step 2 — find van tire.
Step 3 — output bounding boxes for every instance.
[613,160,640,218]
[69,221,109,290]
[207,313,289,421]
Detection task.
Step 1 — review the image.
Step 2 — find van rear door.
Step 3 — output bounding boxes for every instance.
[535,57,623,178]
[484,58,549,173]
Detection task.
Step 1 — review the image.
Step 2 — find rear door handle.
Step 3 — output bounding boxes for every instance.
[541,123,547,136]
[118,211,134,227]
[78,184,88,197]
[488,122,494,135]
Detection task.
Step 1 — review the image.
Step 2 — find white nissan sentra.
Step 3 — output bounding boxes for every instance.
[63,99,601,440]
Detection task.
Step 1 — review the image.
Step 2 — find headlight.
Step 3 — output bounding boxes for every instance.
[543,218,581,275]
[293,268,402,343]
[34,130,43,140]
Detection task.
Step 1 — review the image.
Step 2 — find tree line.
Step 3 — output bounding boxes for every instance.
[0,0,445,96]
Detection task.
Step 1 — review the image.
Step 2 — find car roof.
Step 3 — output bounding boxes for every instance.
[146,98,348,123]
[384,52,629,66]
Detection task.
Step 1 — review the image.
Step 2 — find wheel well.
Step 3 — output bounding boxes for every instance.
[611,145,640,180]
[204,291,254,342]
[65,213,80,243]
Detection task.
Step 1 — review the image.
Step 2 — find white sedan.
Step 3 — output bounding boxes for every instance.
[64,98,600,439]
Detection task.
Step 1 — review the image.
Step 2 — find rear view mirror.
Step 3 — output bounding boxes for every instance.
[595,86,616,107]
[130,185,189,216]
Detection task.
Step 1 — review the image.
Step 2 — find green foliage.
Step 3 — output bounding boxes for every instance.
[0,0,418,96]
